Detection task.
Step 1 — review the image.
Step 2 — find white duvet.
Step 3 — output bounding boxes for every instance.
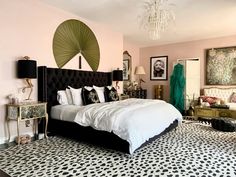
[74,98,182,154]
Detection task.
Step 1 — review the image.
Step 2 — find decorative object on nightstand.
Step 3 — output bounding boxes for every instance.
[17,56,37,100]
[6,102,48,145]
[134,66,146,90]
[112,69,123,90]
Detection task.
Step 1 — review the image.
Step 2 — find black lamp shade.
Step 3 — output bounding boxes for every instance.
[17,60,37,78]
[112,70,123,81]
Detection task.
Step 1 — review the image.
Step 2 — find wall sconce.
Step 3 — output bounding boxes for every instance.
[112,69,123,90]
[134,66,146,90]
[17,56,37,100]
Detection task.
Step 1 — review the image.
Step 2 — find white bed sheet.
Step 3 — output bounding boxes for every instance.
[73,98,182,154]
[51,105,82,122]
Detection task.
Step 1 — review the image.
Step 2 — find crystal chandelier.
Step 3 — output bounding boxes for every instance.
[140,0,175,40]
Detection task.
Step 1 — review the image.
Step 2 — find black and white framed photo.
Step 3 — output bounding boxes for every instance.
[150,56,168,80]
[123,59,129,81]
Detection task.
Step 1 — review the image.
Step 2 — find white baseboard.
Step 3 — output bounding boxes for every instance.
[38,133,45,140]
[0,131,35,145]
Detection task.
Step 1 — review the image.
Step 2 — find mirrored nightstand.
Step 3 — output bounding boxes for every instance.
[6,102,48,145]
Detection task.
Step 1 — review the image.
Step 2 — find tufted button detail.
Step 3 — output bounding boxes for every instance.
[204,88,236,103]
[40,67,112,112]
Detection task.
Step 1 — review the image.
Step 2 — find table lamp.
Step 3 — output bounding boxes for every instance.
[134,66,146,90]
[112,69,123,90]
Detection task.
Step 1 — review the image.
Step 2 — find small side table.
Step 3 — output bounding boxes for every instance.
[6,102,48,145]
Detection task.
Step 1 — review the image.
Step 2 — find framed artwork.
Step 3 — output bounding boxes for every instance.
[150,56,168,80]
[206,46,236,85]
[123,59,129,81]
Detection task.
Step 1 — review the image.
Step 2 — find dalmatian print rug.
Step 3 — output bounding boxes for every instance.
[0,122,235,177]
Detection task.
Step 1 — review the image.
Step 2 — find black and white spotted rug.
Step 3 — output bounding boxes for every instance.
[0,122,235,177]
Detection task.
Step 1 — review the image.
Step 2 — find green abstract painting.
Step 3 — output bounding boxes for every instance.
[53,19,100,71]
[206,46,236,85]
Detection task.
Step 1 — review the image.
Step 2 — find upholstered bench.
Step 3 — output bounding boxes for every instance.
[203,87,236,109]
[211,117,236,132]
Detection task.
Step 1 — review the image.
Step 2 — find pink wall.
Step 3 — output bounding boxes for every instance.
[0,0,123,143]
[140,35,236,101]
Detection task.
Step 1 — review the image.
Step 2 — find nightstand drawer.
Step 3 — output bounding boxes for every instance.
[21,105,46,119]
[7,103,46,120]
[195,108,215,117]
[216,110,231,117]
[215,110,235,118]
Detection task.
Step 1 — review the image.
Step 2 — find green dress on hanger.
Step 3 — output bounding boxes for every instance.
[170,63,185,114]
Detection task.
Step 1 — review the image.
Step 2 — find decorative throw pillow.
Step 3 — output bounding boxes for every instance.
[57,90,68,105]
[104,86,119,102]
[65,88,73,105]
[93,85,105,103]
[200,95,219,105]
[82,87,100,105]
[69,86,83,106]
[230,92,236,103]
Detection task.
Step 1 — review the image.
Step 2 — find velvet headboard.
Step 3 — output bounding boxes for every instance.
[38,66,112,113]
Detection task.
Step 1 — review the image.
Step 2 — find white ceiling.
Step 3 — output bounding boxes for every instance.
[41,0,236,47]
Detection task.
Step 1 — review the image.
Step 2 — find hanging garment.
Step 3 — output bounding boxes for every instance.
[170,63,186,114]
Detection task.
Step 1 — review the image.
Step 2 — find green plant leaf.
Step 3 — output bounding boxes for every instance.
[53,19,100,71]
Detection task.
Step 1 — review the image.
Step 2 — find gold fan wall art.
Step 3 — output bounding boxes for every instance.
[53,19,100,71]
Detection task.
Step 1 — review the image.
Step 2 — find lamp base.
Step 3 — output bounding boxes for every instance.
[21,79,34,100]
[115,81,120,90]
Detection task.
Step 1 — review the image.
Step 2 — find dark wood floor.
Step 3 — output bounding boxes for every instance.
[0,169,10,177]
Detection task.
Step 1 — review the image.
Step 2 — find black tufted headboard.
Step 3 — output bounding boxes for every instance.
[38,66,112,114]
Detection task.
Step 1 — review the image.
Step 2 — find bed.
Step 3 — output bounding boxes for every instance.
[38,66,182,154]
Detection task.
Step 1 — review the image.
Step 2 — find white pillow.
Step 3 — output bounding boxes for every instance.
[106,85,113,90]
[69,86,83,106]
[84,86,93,91]
[57,90,68,105]
[93,85,105,103]
[65,88,73,105]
